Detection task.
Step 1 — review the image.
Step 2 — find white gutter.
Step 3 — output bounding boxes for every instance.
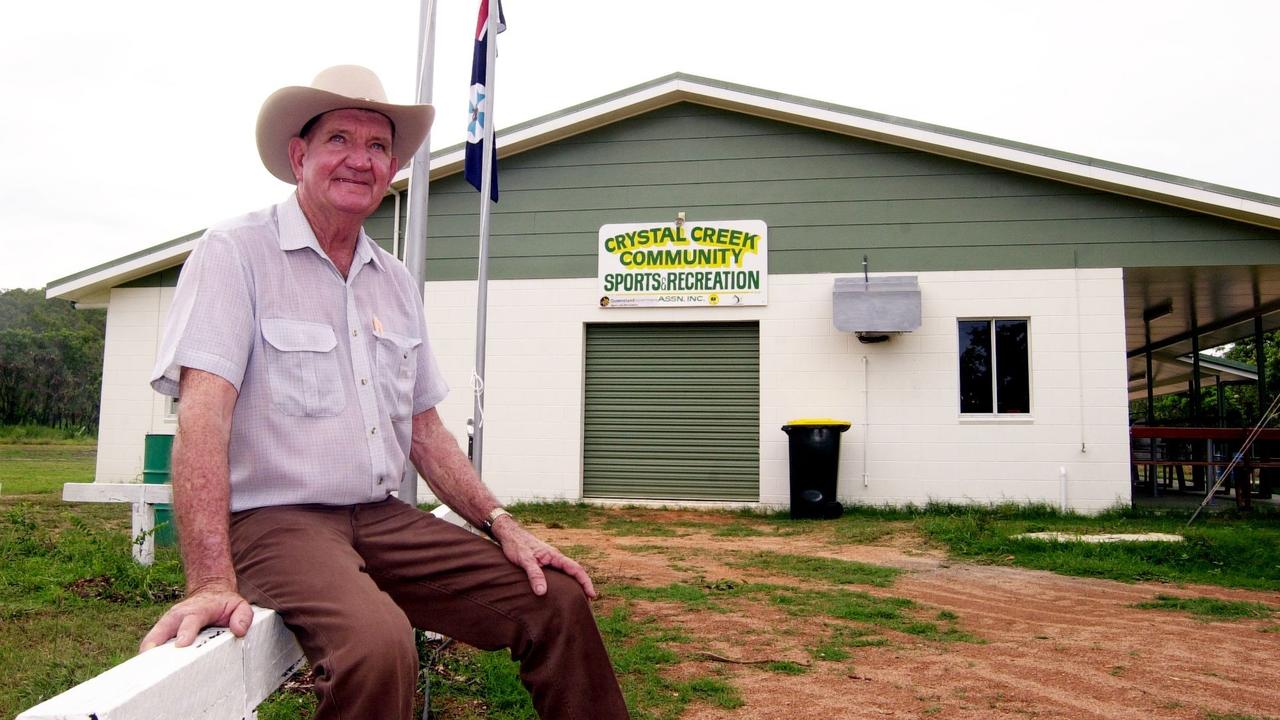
[46,238,199,302]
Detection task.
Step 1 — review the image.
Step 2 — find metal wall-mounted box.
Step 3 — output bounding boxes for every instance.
[832,276,922,333]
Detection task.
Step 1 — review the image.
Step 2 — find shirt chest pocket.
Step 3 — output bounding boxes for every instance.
[373,328,421,421]
[261,318,346,417]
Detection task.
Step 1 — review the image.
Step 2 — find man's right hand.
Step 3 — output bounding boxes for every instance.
[139,587,254,652]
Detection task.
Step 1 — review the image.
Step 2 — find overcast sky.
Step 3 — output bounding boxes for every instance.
[2,0,1276,291]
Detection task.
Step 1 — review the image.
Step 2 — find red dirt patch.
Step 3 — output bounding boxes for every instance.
[538,510,1280,720]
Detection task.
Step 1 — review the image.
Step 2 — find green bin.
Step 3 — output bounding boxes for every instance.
[143,433,177,547]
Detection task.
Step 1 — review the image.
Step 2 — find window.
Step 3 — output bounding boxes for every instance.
[165,396,179,420]
[958,319,1029,414]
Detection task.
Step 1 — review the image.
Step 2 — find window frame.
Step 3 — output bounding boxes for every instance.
[957,317,1032,417]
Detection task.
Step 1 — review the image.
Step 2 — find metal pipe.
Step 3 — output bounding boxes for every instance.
[862,355,869,488]
[470,0,500,476]
[399,0,438,505]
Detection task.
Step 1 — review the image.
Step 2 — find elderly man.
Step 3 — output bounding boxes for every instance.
[142,65,629,719]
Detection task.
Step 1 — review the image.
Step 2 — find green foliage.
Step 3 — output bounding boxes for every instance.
[1130,328,1280,427]
[0,424,97,444]
[505,501,598,529]
[808,625,888,662]
[728,551,901,587]
[917,502,1280,590]
[612,582,721,608]
[770,587,979,642]
[0,497,183,717]
[601,517,681,537]
[1133,594,1275,621]
[427,647,535,719]
[0,289,106,431]
[0,501,183,609]
[255,686,317,719]
[763,660,808,675]
[598,605,743,719]
[711,522,767,537]
[808,640,850,661]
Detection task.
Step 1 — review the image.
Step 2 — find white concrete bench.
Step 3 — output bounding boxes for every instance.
[22,496,470,719]
[17,605,304,720]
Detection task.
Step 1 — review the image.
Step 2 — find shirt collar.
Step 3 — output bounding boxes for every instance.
[277,193,385,274]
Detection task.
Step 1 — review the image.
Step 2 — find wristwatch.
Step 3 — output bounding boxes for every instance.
[482,507,513,537]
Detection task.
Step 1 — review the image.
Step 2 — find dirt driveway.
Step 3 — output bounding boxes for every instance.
[531,508,1280,720]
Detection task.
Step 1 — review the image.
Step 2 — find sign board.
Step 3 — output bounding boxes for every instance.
[597,220,768,308]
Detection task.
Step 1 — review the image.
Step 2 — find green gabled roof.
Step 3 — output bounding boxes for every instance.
[427,72,1280,211]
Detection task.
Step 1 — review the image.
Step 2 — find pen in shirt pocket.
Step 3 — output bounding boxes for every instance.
[373,315,384,334]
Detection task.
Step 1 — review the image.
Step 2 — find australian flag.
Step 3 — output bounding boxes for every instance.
[465,0,505,203]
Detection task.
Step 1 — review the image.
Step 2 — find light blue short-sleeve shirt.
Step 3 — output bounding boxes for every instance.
[151,194,449,512]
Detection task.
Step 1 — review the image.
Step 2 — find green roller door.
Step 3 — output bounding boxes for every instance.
[583,322,760,501]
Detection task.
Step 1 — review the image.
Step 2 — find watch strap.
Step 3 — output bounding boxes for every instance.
[482,507,512,536]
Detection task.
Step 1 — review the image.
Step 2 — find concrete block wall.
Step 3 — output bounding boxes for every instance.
[95,267,1130,512]
[424,267,1132,512]
[96,287,176,484]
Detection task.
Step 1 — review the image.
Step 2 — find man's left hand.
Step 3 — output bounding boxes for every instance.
[491,516,597,599]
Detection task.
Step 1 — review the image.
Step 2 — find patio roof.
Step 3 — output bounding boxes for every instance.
[1126,265,1280,399]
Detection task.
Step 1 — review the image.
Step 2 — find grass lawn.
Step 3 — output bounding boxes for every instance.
[908,502,1280,591]
[0,495,184,716]
[5,443,1280,719]
[0,444,97,495]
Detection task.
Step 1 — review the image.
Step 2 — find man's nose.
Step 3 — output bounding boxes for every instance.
[345,148,373,170]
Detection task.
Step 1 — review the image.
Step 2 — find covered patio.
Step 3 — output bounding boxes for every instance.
[1126,264,1280,509]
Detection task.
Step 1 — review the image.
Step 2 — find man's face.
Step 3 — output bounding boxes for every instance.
[288,108,399,218]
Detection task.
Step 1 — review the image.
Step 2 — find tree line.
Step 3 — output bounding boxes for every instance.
[0,288,105,431]
[1130,333,1280,428]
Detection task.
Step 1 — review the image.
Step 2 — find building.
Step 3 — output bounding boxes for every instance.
[48,74,1280,512]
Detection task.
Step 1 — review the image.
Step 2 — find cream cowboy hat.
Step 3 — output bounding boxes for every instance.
[256,65,435,184]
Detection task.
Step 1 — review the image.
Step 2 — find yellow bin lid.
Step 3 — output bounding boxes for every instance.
[783,418,852,429]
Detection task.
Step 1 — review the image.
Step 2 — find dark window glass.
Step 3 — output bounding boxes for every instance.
[958,320,992,413]
[995,319,1029,413]
[959,319,1030,414]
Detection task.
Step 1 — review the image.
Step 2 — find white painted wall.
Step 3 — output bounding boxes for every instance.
[424,268,1131,512]
[95,267,1131,513]
[95,286,176,484]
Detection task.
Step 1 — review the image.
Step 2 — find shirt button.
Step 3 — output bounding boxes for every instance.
[361,378,368,385]
[352,329,359,337]
[370,427,377,435]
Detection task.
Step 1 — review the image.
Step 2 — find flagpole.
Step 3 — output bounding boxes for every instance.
[400,0,437,505]
[471,0,499,476]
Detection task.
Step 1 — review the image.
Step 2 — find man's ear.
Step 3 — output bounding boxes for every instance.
[389,155,400,179]
[287,137,308,183]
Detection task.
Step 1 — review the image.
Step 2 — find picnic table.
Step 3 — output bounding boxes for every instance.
[1130,426,1280,508]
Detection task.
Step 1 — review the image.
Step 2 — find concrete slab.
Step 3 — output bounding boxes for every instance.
[1012,531,1184,543]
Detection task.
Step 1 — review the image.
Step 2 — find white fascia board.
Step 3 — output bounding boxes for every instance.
[46,238,196,302]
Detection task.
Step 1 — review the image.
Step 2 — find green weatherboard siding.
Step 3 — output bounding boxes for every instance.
[583,322,760,501]
[118,265,183,288]
[416,103,1280,282]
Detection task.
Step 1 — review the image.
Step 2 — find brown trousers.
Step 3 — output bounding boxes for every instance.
[229,498,629,720]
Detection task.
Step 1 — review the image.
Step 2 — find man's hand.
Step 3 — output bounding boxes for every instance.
[408,409,597,598]
[139,587,254,652]
[492,516,597,599]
